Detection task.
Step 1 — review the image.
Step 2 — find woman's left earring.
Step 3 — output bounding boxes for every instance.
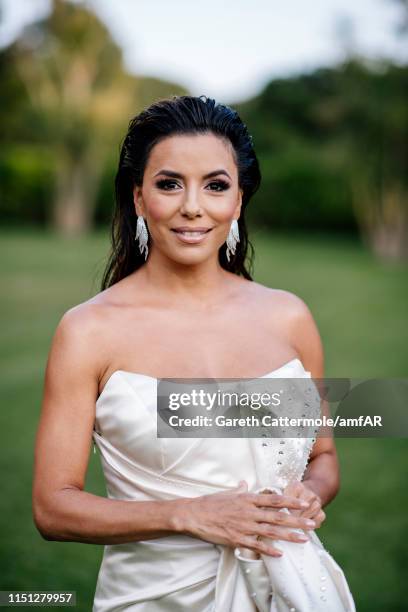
[226,219,240,262]
[135,215,149,260]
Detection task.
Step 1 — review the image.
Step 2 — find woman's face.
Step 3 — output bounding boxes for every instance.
[133,132,243,265]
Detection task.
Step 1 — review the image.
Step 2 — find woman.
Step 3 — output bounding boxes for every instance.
[33,95,354,611]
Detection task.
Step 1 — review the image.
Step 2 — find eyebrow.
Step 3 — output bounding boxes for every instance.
[153,169,231,180]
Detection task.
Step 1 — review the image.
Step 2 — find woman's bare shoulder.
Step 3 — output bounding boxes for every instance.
[50,279,135,379]
[59,274,138,332]
[57,295,112,340]
[246,281,322,370]
[247,281,313,319]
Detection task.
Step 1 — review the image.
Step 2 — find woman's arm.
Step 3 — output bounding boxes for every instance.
[33,305,183,544]
[283,434,339,527]
[284,292,340,511]
[301,436,340,508]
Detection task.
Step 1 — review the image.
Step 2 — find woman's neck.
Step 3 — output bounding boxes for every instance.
[138,251,236,307]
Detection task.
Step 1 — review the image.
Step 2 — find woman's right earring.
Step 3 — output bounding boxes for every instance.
[135,215,149,260]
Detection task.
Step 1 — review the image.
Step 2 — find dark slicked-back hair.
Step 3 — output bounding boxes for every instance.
[100,95,261,289]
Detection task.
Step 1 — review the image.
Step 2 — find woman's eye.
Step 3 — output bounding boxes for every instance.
[156,179,180,190]
[156,179,230,192]
[206,180,230,192]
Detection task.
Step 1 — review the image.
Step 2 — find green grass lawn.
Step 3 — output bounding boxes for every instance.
[0,226,407,611]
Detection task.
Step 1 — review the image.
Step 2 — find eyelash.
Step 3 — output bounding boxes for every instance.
[155,179,230,192]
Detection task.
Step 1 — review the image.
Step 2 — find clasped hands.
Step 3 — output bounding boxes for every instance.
[179,479,326,558]
[240,480,326,559]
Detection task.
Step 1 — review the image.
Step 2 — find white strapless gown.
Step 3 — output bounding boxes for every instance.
[92,358,355,611]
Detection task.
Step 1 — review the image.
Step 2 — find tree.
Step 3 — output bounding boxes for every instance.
[8,0,135,234]
[338,60,408,261]
[236,59,408,262]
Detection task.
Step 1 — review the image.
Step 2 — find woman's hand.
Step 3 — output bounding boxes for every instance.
[283,481,326,528]
[172,480,317,557]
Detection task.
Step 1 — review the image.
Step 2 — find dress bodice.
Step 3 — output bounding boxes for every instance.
[92,357,317,502]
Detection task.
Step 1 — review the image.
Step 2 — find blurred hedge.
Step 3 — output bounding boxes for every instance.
[0,145,54,226]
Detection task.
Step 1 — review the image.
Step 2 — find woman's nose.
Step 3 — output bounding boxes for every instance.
[179,192,202,216]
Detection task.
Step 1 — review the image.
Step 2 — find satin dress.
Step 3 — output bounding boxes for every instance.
[91,358,353,611]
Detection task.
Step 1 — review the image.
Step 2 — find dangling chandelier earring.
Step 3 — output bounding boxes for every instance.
[135,215,149,260]
[226,219,240,262]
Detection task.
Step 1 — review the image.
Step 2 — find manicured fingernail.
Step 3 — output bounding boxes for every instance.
[305,519,316,527]
[298,535,309,541]
[300,501,309,508]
